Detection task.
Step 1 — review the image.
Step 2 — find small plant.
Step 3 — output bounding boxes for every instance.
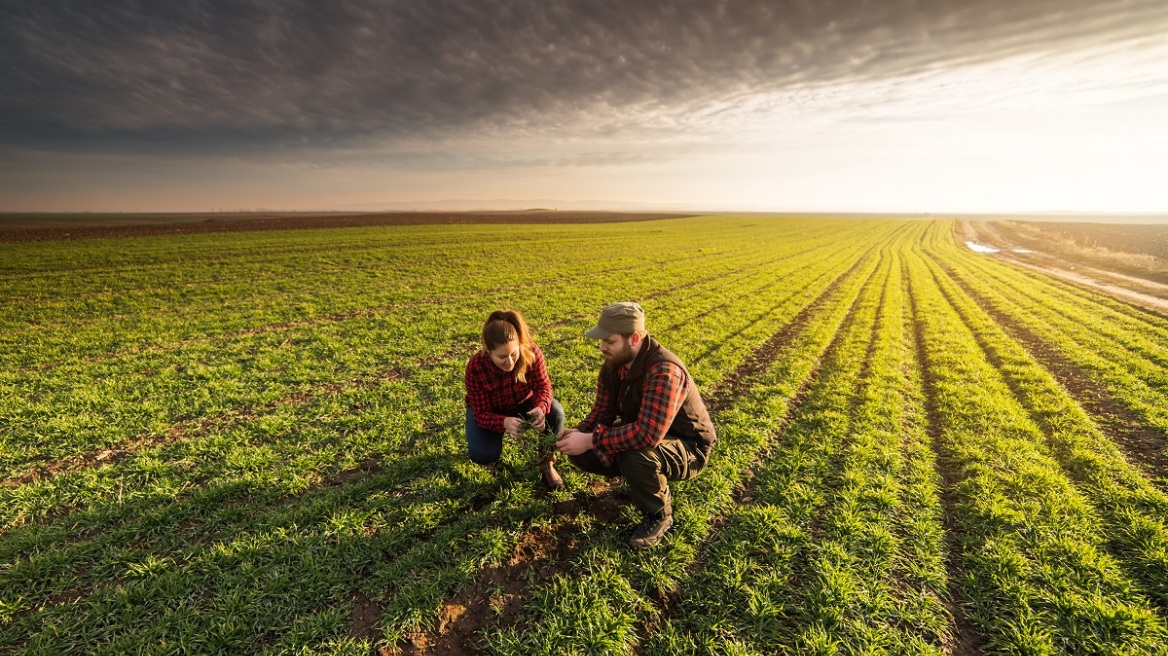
[515,414,558,447]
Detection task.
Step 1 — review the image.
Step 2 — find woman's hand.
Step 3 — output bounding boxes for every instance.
[502,416,522,438]
[526,407,546,432]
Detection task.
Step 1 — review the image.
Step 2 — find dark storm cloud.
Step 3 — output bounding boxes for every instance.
[1,0,1164,155]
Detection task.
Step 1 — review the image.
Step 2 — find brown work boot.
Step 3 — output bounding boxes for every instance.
[538,452,564,490]
[628,511,672,550]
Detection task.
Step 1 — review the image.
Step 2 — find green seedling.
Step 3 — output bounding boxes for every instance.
[515,414,558,447]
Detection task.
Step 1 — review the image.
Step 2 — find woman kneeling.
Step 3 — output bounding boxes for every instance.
[464,309,565,489]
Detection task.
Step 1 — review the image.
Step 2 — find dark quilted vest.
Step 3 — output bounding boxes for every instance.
[601,335,717,452]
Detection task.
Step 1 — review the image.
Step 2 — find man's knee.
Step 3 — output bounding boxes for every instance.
[617,441,706,484]
[568,451,603,474]
[616,447,661,479]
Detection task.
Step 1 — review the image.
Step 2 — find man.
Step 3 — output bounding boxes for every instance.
[556,302,716,549]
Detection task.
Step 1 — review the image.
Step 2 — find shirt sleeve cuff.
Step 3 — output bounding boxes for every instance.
[591,425,615,465]
[479,412,506,434]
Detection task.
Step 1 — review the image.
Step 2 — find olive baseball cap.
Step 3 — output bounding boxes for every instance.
[585,302,645,338]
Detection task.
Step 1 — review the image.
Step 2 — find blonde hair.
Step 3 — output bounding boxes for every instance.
[482,309,535,383]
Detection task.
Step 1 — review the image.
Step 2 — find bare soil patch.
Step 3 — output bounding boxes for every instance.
[349,592,384,645]
[379,505,604,656]
[0,211,696,242]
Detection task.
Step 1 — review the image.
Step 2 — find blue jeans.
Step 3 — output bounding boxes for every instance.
[466,399,565,465]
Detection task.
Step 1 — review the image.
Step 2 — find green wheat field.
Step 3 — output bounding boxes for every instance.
[3,216,1168,655]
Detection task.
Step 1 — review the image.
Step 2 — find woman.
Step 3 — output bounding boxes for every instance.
[465,309,565,489]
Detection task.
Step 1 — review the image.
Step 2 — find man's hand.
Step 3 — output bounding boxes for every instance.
[556,429,594,456]
[526,407,546,432]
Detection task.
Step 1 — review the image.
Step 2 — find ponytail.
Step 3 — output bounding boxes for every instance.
[481,309,535,383]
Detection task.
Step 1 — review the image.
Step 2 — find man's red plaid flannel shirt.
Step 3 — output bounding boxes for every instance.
[576,360,687,467]
[464,342,553,434]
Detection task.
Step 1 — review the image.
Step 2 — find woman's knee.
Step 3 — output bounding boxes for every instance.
[465,407,503,463]
[468,448,500,465]
[547,399,566,435]
[467,436,503,464]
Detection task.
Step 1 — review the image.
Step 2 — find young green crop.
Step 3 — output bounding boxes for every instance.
[905,236,1168,653]
[923,230,1168,606]
[5,216,1168,654]
[514,415,557,447]
[640,232,950,656]
[2,217,893,652]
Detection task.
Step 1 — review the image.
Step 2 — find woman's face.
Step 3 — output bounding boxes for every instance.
[488,339,520,373]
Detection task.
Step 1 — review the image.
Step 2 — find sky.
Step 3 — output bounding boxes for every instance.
[2,0,1167,214]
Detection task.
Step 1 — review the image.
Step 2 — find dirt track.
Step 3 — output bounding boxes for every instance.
[0,211,696,243]
[963,221,1168,316]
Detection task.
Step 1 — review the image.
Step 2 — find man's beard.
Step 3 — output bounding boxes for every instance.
[605,341,635,368]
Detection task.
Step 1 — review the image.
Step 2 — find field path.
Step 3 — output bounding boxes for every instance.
[963,220,1168,314]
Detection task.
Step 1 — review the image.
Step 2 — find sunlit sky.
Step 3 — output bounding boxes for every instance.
[2,0,1167,214]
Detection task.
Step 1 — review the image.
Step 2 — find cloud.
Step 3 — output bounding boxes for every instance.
[2,0,1166,158]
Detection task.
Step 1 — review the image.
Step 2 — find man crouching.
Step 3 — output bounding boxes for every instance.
[556,302,716,549]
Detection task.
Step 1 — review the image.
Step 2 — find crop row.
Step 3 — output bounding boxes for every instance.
[638,238,951,655]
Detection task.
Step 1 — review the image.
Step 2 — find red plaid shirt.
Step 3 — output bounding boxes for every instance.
[465,342,553,433]
[576,360,687,467]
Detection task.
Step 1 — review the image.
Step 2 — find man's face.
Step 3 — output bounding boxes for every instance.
[599,334,635,367]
